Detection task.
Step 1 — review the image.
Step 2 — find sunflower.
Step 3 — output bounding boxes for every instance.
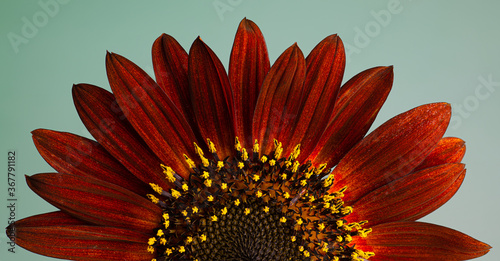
[7,18,490,261]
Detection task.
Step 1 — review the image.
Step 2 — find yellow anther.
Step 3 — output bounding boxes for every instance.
[274,140,283,159]
[318,223,325,231]
[217,161,224,170]
[336,220,343,227]
[244,208,250,215]
[303,250,310,257]
[323,174,334,187]
[238,161,245,169]
[285,160,292,168]
[344,234,352,242]
[201,171,210,179]
[280,216,287,223]
[179,246,185,253]
[200,234,207,242]
[182,210,188,216]
[148,237,156,246]
[186,237,193,244]
[207,195,214,202]
[147,246,155,253]
[358,228,372,238]
[211,215,218,222]
[291,161,300,172]
[147,194,159,204]
[301,179,308,187]
[241,148,249,161]
[263,206,270,213]
[183,154,196,169]
[290,144,301,160]
[253,174,260,181]
[284,192,290,199]
[341,206,353,215]
[321,242,329,252]
[305,169,314,179]
[221,207,228,215]
[221,183,228,190]
[204,179,212,187]
[234,199,241,206]
[163,213,169,220]
[182,183,189,191]
[207,138,217,153]
[336,235,343,242]
[149,183,163,194]
[253,140,260,153]
[309,195,315,202]
[281,173,287,180]
[256,190,263,198]
[260,155,268,163]
[192,206,199,214]
[194,142,209,167]
[156,229,164,237]
[160,238,167,245]
[298,246,304,252]
[163,220,170,229]
[324,202,331,209]
[161,164,176,183]
[291,236,296,242]
[296,218,303,226]
[235,137,242,151]
[165,248,172,255]
[315,163,327,174]
[171,189,181,199]
[269,159,276,166]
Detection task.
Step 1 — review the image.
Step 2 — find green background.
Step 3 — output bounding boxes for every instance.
[1,1,499,260]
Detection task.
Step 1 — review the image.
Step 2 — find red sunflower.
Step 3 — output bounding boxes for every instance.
[7,18,490,261]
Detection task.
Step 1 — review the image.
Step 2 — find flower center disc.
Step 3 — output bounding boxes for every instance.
[146,138,374,261]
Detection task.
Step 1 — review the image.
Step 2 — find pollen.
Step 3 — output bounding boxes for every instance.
[145,138,373,261]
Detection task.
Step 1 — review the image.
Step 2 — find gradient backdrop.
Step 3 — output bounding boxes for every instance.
[1,1,499,260]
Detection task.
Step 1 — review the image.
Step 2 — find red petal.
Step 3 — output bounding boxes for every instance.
[287,35,345,158]
[188,38,235,159]
[73,84,171,188]
[415,137,466,171]
[329,103,451,204]
[352,221,491,260]
[26,173,162,231]
[152,33,190,116]
[311,66,393,166]
[9,220,152,261]
[32,129,150,196]
[349,164,465,226]
[9,211,88,227]
[106,53,198,178]
[229,18,270,148]
[409,168,466,221]
[252,44,306,154]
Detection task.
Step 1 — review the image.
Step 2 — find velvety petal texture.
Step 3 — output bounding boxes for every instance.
[106,53,198,178]
[32,129,150,196]
[229,18,270,148]
[329,103,451,204]
[352,222,491,260]
[72,84,170,189]
[252,43,306,154]
[26,173,162,231]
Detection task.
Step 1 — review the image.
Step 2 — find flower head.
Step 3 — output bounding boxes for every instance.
[7,18,490,261]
